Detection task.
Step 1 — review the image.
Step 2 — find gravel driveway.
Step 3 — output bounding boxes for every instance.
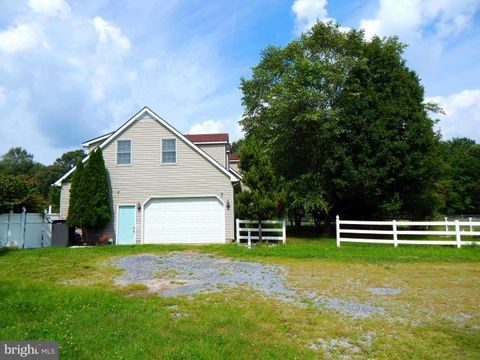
[114,252,385,318]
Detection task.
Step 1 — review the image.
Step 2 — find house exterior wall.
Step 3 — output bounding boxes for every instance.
[229,161,239,173]
[59,182,71,219]
[196,144,227,168]
[59,113,234,244]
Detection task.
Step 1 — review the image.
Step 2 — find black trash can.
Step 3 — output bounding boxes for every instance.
[51,220,73,247]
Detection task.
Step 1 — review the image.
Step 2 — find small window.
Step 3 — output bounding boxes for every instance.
[117,140,131,165]
[162,139,176,164]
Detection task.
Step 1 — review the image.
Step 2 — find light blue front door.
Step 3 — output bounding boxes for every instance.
[117,205,135,245]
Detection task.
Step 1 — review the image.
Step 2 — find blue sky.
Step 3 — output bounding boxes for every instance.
[0,0,479,164]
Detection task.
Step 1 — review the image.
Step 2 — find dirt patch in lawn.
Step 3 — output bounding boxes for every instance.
[114,252,384,318]
[286,259,480,326]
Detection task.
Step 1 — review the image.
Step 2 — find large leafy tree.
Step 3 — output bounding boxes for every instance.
[286,174,328,228]
[0,175,45,213]
[67,149,110,244]
[53,149,86,172]
[437,138,480,215]
[230,139,244,154]
[0,148,48,211]
[0,147,40,176]
[0,147,85,212]
[240,22,440,221]
[333,35,441,218]
[235,138,286,241]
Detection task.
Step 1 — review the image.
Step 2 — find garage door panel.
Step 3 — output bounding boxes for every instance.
[144,197,224,244]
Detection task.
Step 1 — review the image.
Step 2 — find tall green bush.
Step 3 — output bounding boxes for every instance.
[235,138,286,241]
[67,149,110,244]
[67,158,85,231]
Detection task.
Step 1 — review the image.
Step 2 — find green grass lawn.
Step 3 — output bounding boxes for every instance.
[0,238,479,359]
[211,236,480,262]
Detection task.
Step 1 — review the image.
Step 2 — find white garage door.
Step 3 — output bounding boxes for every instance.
[143,197,225,244]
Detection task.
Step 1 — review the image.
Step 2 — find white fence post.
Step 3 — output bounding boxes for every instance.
[282,219,286,245]
[445,217,448,232]
[455,220,461,248]
[469,217,473,232]
[247,230,251,249]
[6,210,13,246]
[336,215,340,247]
[20,208,26,249]
[392,220,398,248]
[236,218,240,244]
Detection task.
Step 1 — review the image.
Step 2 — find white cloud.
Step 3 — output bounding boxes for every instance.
[0,3,138,162]
[427,89,480,141]
[0,2,247,163]
[292,0,332,34]
[0,24,38,54]
[142,57,159,69]
[188,119,225,134]
[92,16,131,52]
[359,0,480,106]
[291,0,349,34]
[28,0,70,17]
[0,86,5,104]
[360,0,480,40]
[233,116,244,141]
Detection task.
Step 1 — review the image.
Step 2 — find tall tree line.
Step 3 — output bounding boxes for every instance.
[238,22,479,225]
[0,147,85,213]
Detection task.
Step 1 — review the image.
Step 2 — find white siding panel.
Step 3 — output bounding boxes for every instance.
[59,183,71,219]
[229,162,239,173]
[196,144,227,168]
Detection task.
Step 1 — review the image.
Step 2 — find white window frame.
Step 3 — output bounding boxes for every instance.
[116,139,132,166]
[161,138,177,165]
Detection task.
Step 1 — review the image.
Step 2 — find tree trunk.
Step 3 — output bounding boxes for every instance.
[312,211,319,229]
[294,213,302,228]
[323,216,335,235]
[258,220,263,243]
[82,228,95,246]
[81,227,88,245]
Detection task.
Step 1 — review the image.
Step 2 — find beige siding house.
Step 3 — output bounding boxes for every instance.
[56,107,240,245]
[228,153,240,174]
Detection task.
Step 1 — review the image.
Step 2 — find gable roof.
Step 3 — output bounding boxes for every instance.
[54,107,239,185]
[81,132,114,147]
[229,153,240,162]
[184,133,229,143]
[229,166,242,179]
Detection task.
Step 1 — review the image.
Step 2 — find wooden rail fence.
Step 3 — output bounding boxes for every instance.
[236,219,286,247]
[336,215,480,248]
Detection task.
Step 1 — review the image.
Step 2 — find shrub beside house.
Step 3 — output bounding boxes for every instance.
[67,148,111,245]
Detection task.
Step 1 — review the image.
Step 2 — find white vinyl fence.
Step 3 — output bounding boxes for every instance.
[0,210,59,248]
[236,219,286,247]
[336,215,480,248]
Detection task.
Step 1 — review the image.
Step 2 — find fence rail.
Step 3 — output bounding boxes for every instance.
[336,216,480,248]
[236,219,286,247]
